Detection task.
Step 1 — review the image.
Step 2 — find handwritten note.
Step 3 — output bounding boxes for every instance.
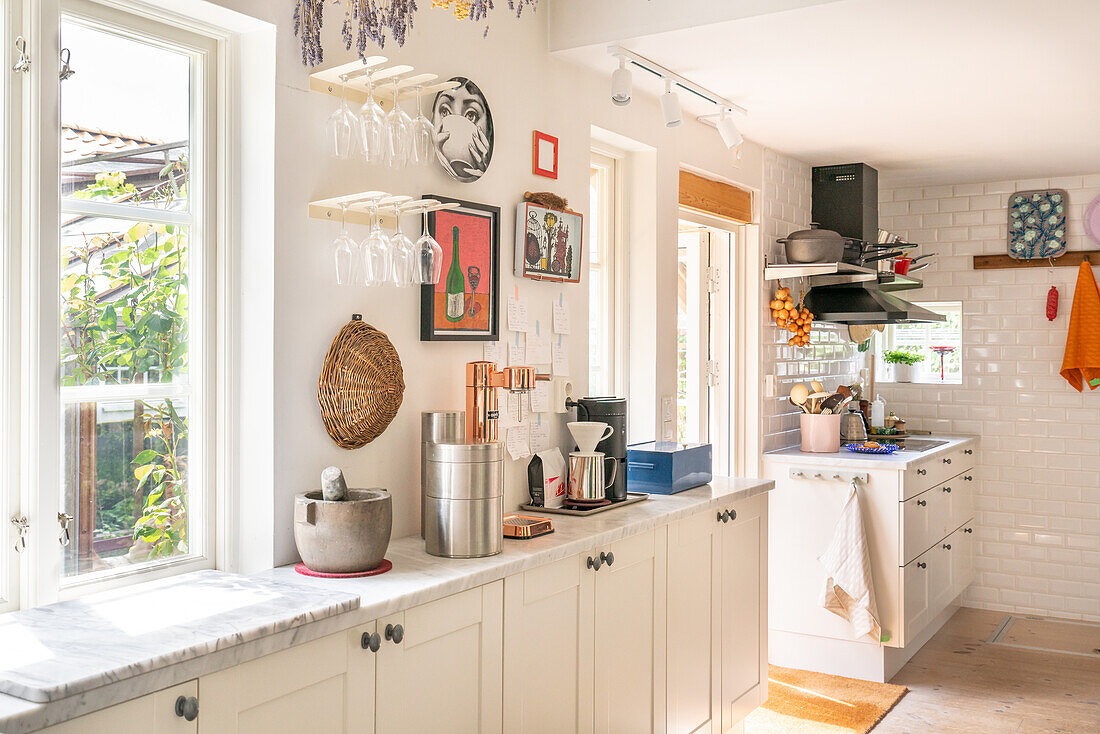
[552,339,569,376]
[498,392,520,429]
[526,323,551,365]
[506,424,531,461]
[553,302,571,335]
[483,340,506,365]
[508,338,526,367]
[507,296,530,333]
[530,419,551,454]
[529,381,551,413]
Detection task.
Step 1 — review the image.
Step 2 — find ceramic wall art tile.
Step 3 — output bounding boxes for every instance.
[1007,188,1068,259]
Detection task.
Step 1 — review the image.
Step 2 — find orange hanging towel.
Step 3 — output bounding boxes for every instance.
[1060,261,1100,391]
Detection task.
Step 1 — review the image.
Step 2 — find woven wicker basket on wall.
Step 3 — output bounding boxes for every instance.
[318,315,405,450]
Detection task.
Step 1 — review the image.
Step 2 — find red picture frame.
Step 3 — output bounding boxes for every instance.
[532,130,558,179]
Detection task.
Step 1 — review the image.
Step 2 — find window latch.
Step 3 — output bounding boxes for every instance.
[58,512,74,547]
[11,516,29,553]
[58,47,75,81]
[12,36,29,74]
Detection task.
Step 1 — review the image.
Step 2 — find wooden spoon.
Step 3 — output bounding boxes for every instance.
[810,380,825,394]
[790,383,810,406]
[807,391,831,414]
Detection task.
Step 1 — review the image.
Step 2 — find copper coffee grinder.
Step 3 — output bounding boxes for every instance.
[465,361,551,443]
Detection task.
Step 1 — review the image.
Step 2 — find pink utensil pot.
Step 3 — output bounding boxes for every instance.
[799,413,842,453]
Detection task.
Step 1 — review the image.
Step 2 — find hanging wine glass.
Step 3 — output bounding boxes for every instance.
[389,204,417,287]
[385,79,411,168]
[409,86,434,166]
[327,74,360,159]
[332,203,358,285]
[358,72,386,165]
[416,207,443,284]
[362,201,390,285]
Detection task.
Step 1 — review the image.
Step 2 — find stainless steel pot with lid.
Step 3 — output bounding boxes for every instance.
[776,223,852,264]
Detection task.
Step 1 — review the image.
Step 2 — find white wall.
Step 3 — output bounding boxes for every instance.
[879,176,1100,622]
[186,1,766,569]
[759,150,861,455]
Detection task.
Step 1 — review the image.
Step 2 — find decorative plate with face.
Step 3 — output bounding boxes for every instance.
[432,77,494,183]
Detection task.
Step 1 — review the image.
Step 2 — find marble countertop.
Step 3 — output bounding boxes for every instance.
[762,435,978,470]
[0,476,770,734]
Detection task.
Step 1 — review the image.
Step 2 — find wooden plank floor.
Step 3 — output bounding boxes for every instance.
[875,607,1100,733]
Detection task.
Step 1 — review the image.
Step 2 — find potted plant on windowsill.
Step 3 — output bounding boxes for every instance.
[883,349,925,383]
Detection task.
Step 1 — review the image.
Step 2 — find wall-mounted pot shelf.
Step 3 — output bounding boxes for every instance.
[972,251,1098,270]
[763,257,877,286]
[309,56,460,111]
[877,273,923,292]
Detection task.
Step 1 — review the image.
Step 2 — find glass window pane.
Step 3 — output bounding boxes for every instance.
[61,20,191,211]
[61,398,191,578]
[61,218,190,387]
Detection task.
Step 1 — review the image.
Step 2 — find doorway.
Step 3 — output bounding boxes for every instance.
[676,218,735,475]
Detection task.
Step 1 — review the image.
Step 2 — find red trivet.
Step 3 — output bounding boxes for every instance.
[294,559,392,578]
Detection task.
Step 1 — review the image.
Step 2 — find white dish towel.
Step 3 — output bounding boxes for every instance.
[818,479,883,643]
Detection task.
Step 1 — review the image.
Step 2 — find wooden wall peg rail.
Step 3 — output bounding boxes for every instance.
[972,251,1098,270]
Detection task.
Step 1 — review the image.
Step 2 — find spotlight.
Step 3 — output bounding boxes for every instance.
[611,57,632,107]
[716,107,743,149]
[660,79,682,128]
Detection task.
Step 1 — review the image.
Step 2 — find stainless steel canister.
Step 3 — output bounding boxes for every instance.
[423,440,503,558]
[421,412,465,538]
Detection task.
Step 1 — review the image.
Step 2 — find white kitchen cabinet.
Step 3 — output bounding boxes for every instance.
[373,582,503,734]
[594,529,667,734]
[719,493,768,729]
[39,681,198,734]
[503,555,595,734]
[200,630,350,734]
[664,493,769,734]
[503,529,667,734]
[666,511,720,734]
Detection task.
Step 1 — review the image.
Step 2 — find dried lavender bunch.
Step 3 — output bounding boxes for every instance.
[293,0,325,67]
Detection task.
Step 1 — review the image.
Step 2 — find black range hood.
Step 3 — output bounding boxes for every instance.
[803,282,944,324]
[805,162,943,325]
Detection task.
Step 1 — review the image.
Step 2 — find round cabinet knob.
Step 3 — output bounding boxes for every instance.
[385,623,404,644]
[964,449,973,455]
[964,475,973,482]
[964,527,973,534]
[587,555,602,571]
[943,486,952,493]
[601,551,615,567]
[361,631,381,652]
[917,469,927,476]
[917,562,927,569]
[943,458,952,464]
[174,695,199,722]
[728,509,737,522]
[717,511,724,523]
[943,543,952,550]
[917,499,927,507]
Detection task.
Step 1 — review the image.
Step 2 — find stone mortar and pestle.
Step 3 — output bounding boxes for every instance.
[293,467,392,574]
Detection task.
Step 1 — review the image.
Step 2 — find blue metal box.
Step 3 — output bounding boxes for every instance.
[626,442,713,495]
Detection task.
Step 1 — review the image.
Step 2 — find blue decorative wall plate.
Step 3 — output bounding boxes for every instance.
[1007,189,1068,259]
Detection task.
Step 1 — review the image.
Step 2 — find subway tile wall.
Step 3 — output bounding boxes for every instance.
[761,151,861,454]
[880,175,1100,622]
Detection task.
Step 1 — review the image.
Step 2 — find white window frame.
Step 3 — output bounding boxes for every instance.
[874,301,964,386]
[588,147,624,397]
[17,0,221,608]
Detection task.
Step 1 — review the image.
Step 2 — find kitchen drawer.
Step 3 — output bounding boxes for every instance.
[900,484,950,566]
[943,471,975,535]
[902,444,975,500]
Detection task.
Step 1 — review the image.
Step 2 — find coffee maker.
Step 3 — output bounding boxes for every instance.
[568,397,627,502]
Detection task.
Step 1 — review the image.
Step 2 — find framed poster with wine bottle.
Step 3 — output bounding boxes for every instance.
[420,195,501,341]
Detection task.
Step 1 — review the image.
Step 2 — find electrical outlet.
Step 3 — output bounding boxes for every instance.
[764,374,776,398]
[663,396,673,422]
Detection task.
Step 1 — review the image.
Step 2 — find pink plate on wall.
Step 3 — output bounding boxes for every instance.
[1085,195,1100,246]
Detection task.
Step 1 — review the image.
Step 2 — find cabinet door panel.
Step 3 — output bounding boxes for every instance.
[41,680,197,734]
[594,529,663,734]
[720,495,767,729]
[200,633,348,734]
[666,511,719,734]
[376,583,503,734]
[902,551,931,645]
[503,555,595,734]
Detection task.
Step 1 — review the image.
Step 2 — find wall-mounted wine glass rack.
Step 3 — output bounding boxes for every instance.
[309,56,460,112]
[308,190,460,228]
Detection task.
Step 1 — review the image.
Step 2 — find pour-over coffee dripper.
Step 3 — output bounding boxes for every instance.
[567,421,614,454]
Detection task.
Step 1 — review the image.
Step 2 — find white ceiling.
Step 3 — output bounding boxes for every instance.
[557,0,1100,186]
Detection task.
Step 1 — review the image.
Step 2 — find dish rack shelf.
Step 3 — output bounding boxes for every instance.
[309,56,459,112]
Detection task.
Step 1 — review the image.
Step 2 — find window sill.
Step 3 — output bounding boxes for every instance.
[880,380,963,387]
